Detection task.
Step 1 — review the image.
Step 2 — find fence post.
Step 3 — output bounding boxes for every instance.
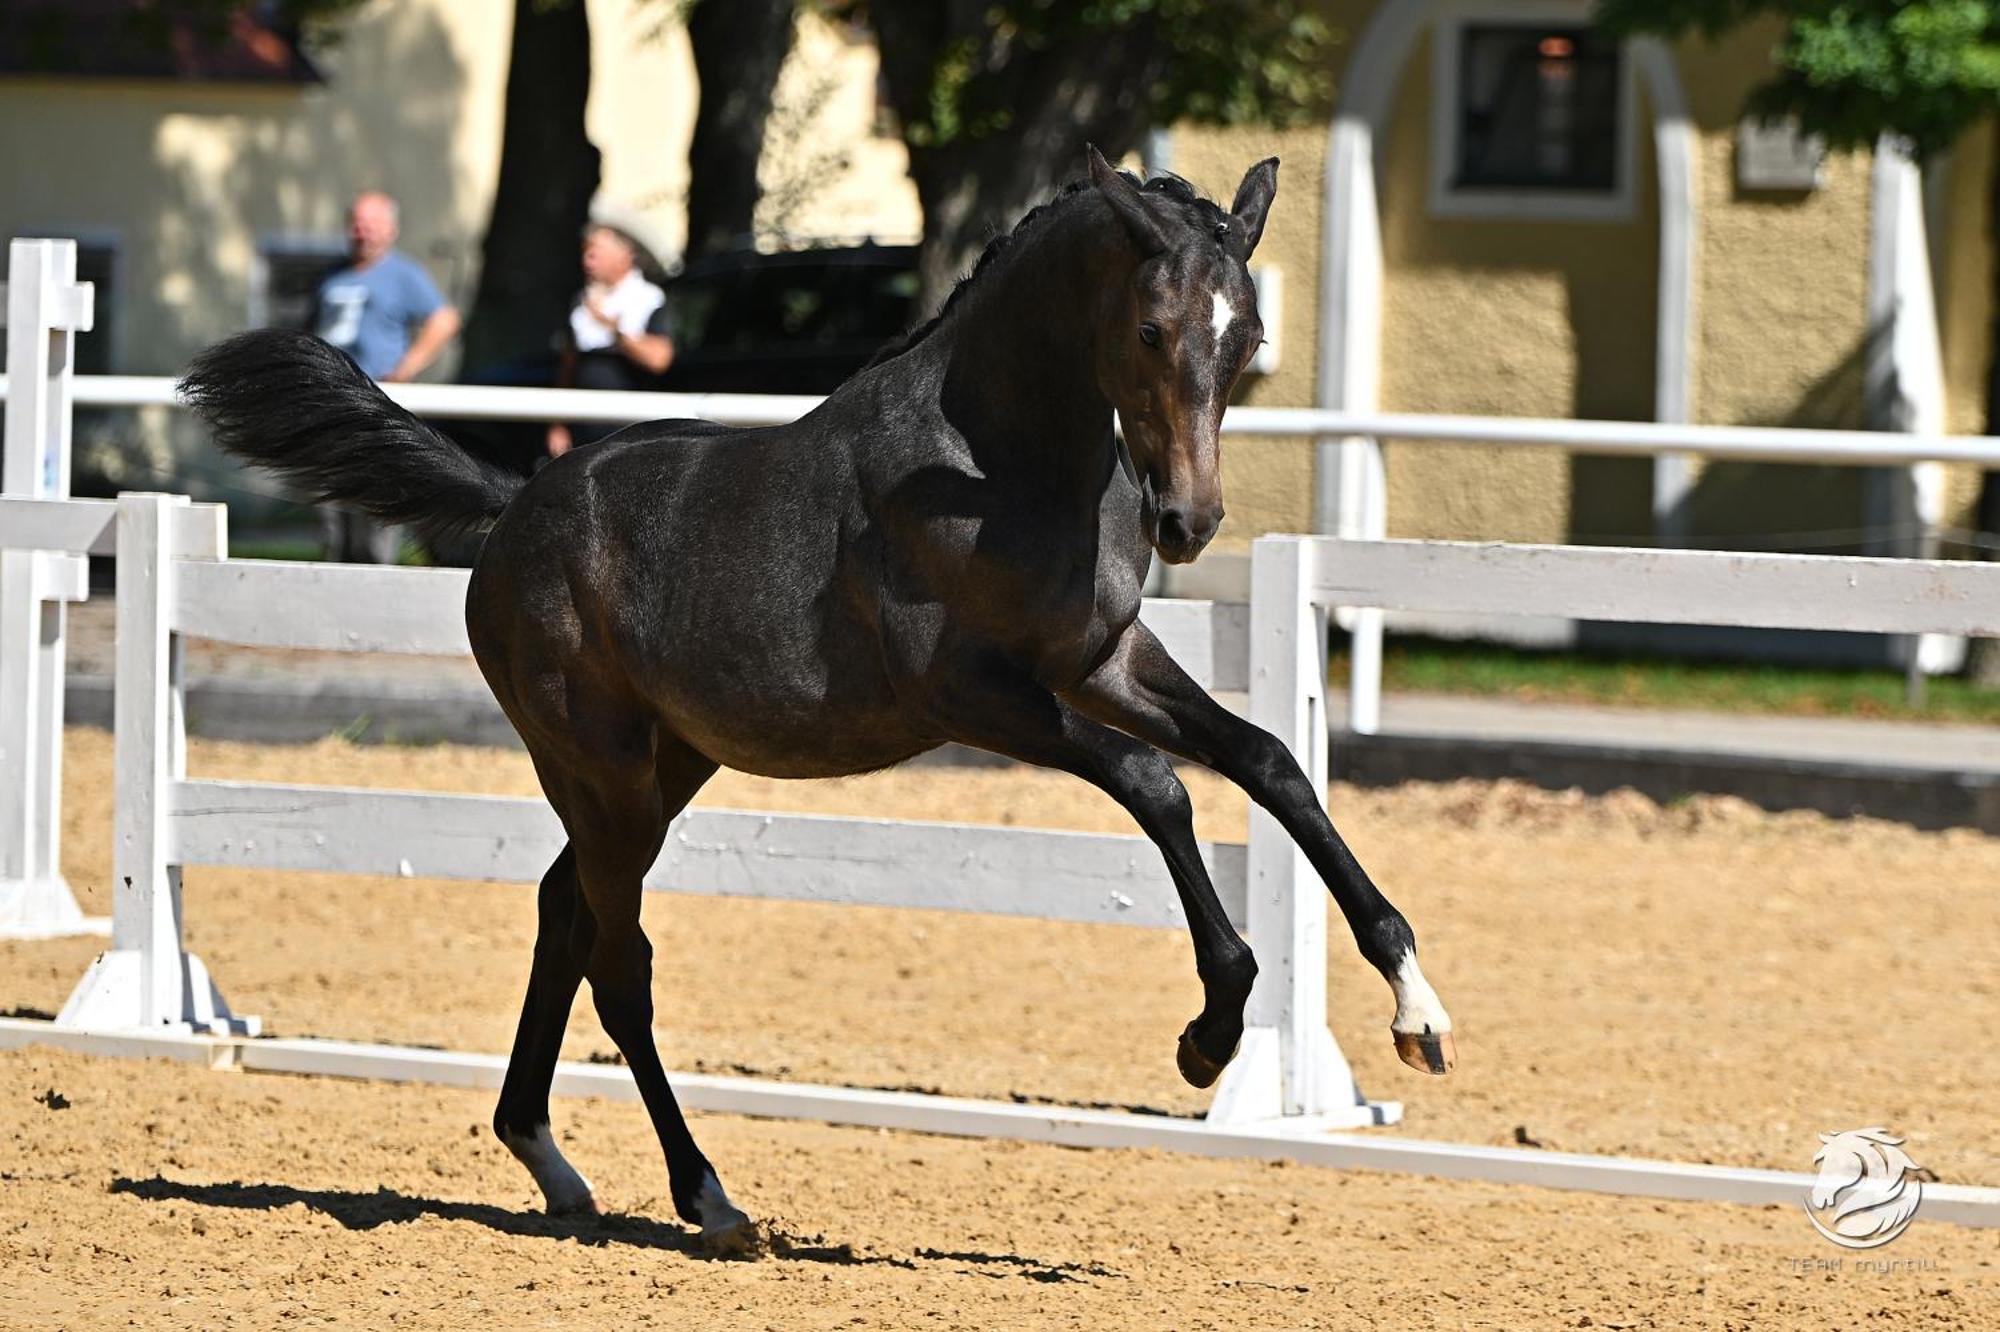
[1341,440,1387,736]
[1866,137,1953,687]
[56,493,253,1035]
[1208,534,1396,1129]
[0,238,103,938]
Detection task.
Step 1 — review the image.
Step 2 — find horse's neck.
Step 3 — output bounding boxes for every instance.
[933,214,1123,498]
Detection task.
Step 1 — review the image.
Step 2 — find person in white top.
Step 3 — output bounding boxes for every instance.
[547,224,676,457]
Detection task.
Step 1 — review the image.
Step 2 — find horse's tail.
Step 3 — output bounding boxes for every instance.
[178,329,525,545]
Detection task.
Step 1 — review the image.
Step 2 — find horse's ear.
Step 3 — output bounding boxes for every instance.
[1086,144,1169,258]
[1230,157,1279,257]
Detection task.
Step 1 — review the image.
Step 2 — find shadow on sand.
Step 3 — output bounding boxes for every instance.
[110,1175,1121,1281]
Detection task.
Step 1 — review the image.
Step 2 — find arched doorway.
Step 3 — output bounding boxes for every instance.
[1314,1,1697,543]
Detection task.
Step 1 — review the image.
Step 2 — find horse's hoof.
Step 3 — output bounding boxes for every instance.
[688,1170,760,1256]
[1176,1023,1238,1089]
[701,1216,764,1258]
[1393,1028,1456,1075]
[547,1192,607,1218]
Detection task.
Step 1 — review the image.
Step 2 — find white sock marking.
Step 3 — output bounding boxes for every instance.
[1210,290,1233,342]
[500,1123,595,1214]
[694,1170,751,1236]
[1390,949,1451,1036]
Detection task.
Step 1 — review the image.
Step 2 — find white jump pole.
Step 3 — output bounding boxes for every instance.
[0,239,105,938]
[1207,534,1396,1129]
[56,493,254,1034]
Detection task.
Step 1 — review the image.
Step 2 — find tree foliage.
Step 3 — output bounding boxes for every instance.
[879,0,1337,149]
[845,0,1337,308]
[1597,0,2000,155]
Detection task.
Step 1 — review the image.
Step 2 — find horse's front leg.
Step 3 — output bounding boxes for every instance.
[1062,625,1454,1075]
[924,673,1257,1087]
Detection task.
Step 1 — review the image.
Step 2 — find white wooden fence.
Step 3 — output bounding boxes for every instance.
[22,491,2000,1117]
[7,238,2000,1218]
[19,490,1375,1129]
[24,349,2000,743]
[9,489,2000,1220]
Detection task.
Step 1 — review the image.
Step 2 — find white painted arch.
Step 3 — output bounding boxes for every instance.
[1313,1,1699,541]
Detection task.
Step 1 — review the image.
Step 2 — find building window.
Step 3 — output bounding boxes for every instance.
[1430,8,1635,221]
[1456,26,1619,190]
[251,240,345,330]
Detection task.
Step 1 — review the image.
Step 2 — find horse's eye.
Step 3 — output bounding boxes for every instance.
[1138,323,1162,348]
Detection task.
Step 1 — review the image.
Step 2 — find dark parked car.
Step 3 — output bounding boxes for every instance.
[443,243,920,483]
[656,243,920,395]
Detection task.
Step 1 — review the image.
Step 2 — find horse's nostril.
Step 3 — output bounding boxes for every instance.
[1158,509,1191,546]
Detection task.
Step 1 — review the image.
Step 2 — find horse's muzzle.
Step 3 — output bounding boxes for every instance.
[1154,508,1216,563]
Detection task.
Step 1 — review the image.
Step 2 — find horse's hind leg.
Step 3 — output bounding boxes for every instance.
[493,843,599,1214]
[567,740,756,1250]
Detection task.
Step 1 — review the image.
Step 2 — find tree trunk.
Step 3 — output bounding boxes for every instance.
[870,1,1167,315]
[685,0,795,261]
[1961,128,2000,687]
[460,0,599,375]
[904,141,1085,315]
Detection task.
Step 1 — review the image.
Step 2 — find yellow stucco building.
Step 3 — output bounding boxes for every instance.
[1,0,918,492]
[4,0,1990,573]
[2,1,919,375]
[1171,1,1991,569]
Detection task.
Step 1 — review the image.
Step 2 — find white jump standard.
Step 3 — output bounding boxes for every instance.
[0,239,104,939]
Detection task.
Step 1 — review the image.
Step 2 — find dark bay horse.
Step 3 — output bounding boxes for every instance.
[179,148,1453,1251]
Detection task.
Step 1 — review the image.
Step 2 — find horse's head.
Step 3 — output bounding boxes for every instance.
[1085,146,1276,565]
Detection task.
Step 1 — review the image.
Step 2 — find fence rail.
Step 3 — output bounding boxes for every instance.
[13,372,2000,466]
[1306,536,2000,732]
[174,779,1247,932]
[0,494,226,560]
[1312,538,2000,637]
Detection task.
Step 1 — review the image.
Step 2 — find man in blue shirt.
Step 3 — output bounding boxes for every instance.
[311,191,460,560]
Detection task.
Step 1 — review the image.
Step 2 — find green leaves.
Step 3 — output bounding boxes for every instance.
[1598,0,2000,155]
[1152,0,1339,129]
[894,0,1338,148]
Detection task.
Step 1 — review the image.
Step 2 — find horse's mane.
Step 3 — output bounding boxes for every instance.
[864,171,1228,370]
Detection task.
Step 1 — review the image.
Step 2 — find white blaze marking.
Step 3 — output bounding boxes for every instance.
[1389,949,1452,1036]
[694,1170,752,1237]
[1210,290,1233,342]
[501,1122,595,1214]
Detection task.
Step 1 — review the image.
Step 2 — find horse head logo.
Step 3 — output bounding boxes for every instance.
[1805,1127,1924,1249]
